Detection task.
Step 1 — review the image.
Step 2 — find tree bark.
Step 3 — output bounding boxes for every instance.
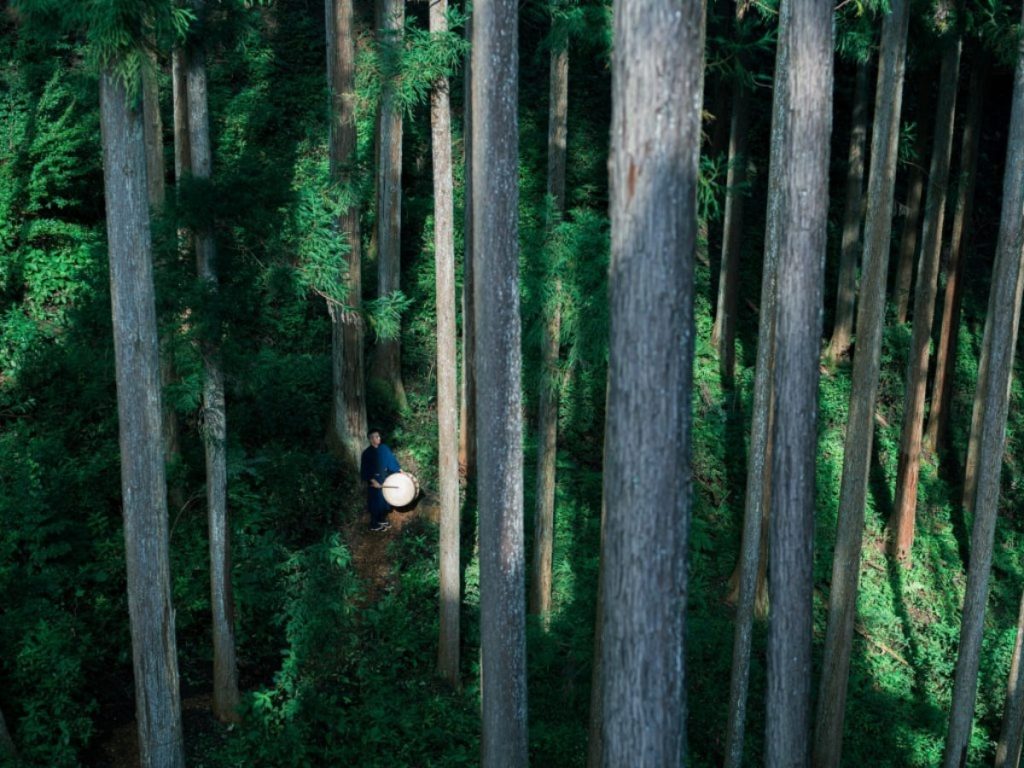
[996,590,1024,768]
[186,7,241,722]
[765,0,832,765]
[374,0,408,411]
[924,57,985,452]
[892,68,934,324]
[431,0,460,688]
[942,18,1024,765]
[472,0,527,760]
[712,78,749,385]
[100,69,185,768]
[172,48,191,186]
[600,0,703,763]
[150,47,186,516]
[459,13,477,479]
[826,59,870,362]
[722,5,789,758]
[530,30,568,621]
[327,0,368,467]
[888,37,962,566]
[812,3,911,763]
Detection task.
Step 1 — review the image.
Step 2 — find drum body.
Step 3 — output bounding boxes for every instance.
[382,471,420,507]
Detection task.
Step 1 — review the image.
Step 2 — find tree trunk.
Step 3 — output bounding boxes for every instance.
[942,19,1024,765]
[186,9,241,722]
[327,0,368,467]
[431,0,460,688]
[150,48,186,515]
[996,589,1024,768]
[892,68,934,324]
[472,0,527,760]
[172,48,191,185]
[826,59,870,363]
[458,13,477,479]
[587,501,605,768]
[99,69,185,768]
[712,78,750,385]
[888,37,962,566]
[722,12,788,756]
[812,3,911,763]
[374,0,408,411]
[600,0,703,762]
[963,306,992,513]
[924,57,985,452]
[530,30,568,621]
[765,0,832,765]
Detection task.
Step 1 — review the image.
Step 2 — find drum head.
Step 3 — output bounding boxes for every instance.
[382,472,418,507]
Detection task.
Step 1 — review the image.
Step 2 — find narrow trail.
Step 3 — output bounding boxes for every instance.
[344,454,437,604]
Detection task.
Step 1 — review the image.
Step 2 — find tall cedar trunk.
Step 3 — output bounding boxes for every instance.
[888,37,962,565]
[586,499,606,768]
[942,18,1024,765]
[327,0,368,467]
[186,13,241,722]
[892,68,934,324]
[600,0,703,762]
[375,0,408,411]
[996,590,1024,768]
[530,31,568,620]
[472,0,527,760]
[459,13,476,478]
[172,49,191,185]
[812,2,911,762]
[766,0,832,763]
[144,50,186,515]
[431,0,460,687]
[826,59,870,362]
[99,70,185,768]
[963,307,992,513]
[712,78,749,384]
[0,706,16,758]
[722,6,788,759]
[924,58,985,452]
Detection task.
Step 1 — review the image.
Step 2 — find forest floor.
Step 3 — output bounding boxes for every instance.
[96,453,436,768]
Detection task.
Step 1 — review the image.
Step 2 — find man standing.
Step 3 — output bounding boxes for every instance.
[360,429,401,531]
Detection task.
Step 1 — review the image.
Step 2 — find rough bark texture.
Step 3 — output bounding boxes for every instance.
[942,19,1024,765]
[600,0,703,763]
[826,59,870,362]
[472,0,527,761]
[141,55,165,209]
[431,0,460,687]
[587,502,605,768]
[888,37,961,565]
[963,308,992,514]
[374,0,408,411]
[186,14,241,722]
[892,69,933,324]
[172,48,191,190]
[924,57,985,452]
[149,48,185,515]
[530,37,568,620]
[100,70,185,768]
[722,7,787,760]
[812,3,911,763]
[996,590,1024,768]
[326,0,368,467]
[459,14,476,478]
[765,0,832,764]
[712,79,749,384]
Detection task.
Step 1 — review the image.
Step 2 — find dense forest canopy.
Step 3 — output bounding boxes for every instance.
[2,0,1024,765]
